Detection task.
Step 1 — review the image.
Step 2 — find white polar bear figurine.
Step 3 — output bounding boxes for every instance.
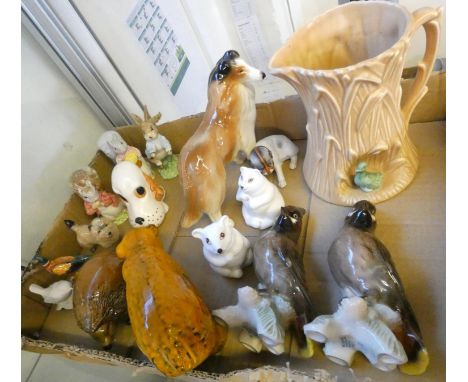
[192,215,252,278]
[111,161,168,228]
[249,135,299,188]
[236,167,285,230]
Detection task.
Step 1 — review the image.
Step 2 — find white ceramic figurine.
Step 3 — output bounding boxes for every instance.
[236,167,285,229]
[213,286,295,354]
[64,217,120,249]
[304,297,408,371]
[29,280,73,310]
[249,135,299,188]
[111,161,168,228]
[98,131,153,177]
[192,215,252,278]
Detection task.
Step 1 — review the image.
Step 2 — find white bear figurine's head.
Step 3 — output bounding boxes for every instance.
[98,131,128,162]
[111,161,167,227]
[192,215,236,255]
[238,166,266,194]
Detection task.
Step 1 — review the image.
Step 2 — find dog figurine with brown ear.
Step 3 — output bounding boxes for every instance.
[64,217,120,249]
[179,50,265,228]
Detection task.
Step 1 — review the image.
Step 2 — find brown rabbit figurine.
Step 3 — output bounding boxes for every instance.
[179,50,265,227]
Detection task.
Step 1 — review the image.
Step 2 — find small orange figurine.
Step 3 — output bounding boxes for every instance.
[116,226,226,377]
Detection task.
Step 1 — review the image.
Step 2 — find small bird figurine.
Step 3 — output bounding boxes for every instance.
[328,200,429,375]
[34,254,91,276]
[29,280,73,310]
[354,162,383,192]
[253,206,314,356]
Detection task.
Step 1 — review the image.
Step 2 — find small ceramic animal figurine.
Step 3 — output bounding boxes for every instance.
[29,280,73,310]
[73,248,127,349]
[213,286,295,355]
[249,135,299,188]
[327,200,428,375]
[192,215,252,278]
[116,226,227,377]
[253,206,314,356]
[98,130,154,177]
[34,254,90,276]
[354,162,383,192]
[304,297,408,371]
[70,167,126,222]
[64,217,120,249]
[111,161,168,228]
[131,106,173,167]
[179,50,265,227]
[236,167,285,229]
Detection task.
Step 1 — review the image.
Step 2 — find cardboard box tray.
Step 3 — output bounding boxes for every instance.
[21,75,445,381]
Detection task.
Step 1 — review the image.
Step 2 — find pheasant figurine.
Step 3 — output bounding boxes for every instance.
[327,200,429,375]
[34,254,91,276]
[354,162,383,192]
[116,226,227,377]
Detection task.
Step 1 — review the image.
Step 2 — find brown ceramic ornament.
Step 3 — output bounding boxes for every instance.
[73,248,127,349]
[116,226,227,377]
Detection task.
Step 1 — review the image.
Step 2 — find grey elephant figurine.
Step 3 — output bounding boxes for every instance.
[253,205,314,356]
[327,200,428,375]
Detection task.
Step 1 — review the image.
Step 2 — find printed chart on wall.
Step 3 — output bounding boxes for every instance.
[127,0,190,96]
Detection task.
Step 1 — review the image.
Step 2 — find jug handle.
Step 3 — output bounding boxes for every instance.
[401,7,442,125]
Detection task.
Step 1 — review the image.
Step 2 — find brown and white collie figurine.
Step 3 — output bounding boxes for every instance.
[179,50,265,228]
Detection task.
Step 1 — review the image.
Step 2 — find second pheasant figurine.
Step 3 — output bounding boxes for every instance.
[116,226,227,377]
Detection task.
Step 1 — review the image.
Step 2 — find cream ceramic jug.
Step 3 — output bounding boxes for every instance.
[269,1,441,205]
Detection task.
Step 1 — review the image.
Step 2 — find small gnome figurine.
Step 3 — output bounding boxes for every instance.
[70,167,126,223]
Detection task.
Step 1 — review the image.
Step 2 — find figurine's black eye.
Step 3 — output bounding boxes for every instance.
[206,238,210,244]
[248,178,254,183]
[135,186,146,198]
[220,232,225,239]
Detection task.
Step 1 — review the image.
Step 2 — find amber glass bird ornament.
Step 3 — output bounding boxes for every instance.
[73,248,127,349]
[327,200,429,375]
[116,226,227,377]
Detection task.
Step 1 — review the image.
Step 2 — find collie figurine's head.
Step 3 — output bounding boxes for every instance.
[209,50,265,85]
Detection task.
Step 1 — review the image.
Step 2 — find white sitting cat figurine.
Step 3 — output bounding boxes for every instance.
[236,167,285,229]
[192,215,252,278]
[249,135,298,188]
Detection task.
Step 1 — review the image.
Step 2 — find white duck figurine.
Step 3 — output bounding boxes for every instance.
[29,280,73,310]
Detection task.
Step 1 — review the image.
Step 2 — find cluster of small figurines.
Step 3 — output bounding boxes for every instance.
[26,50,428,377]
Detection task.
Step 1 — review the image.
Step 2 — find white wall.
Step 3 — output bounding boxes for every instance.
[21,25,108,264]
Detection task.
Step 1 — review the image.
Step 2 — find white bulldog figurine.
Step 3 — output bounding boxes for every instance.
[236,167,285,230]
[303,297,408,371]
[192,215,252,278]
[29,280,73,310]
[98,131,154,177]
[111,161,168,228]
[249,135,299,188]
[213,286,295,354]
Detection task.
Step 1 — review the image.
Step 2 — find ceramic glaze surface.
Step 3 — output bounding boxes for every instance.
[236,167,285,230]
[179,50,265,228]
[29,280,73,310]
[64,217,120,249]
[249,135,299,188]
[304,297,407,371]
[327,200,428,375]
[98,131,154,177]
[253,206,314,355]
[213,286,295,355]
[192,215,252,278]
[70,167,125,220]
[269,1,441,205]
[73,248,126,348]
[116,226,227,377]
[111,161,168,228]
